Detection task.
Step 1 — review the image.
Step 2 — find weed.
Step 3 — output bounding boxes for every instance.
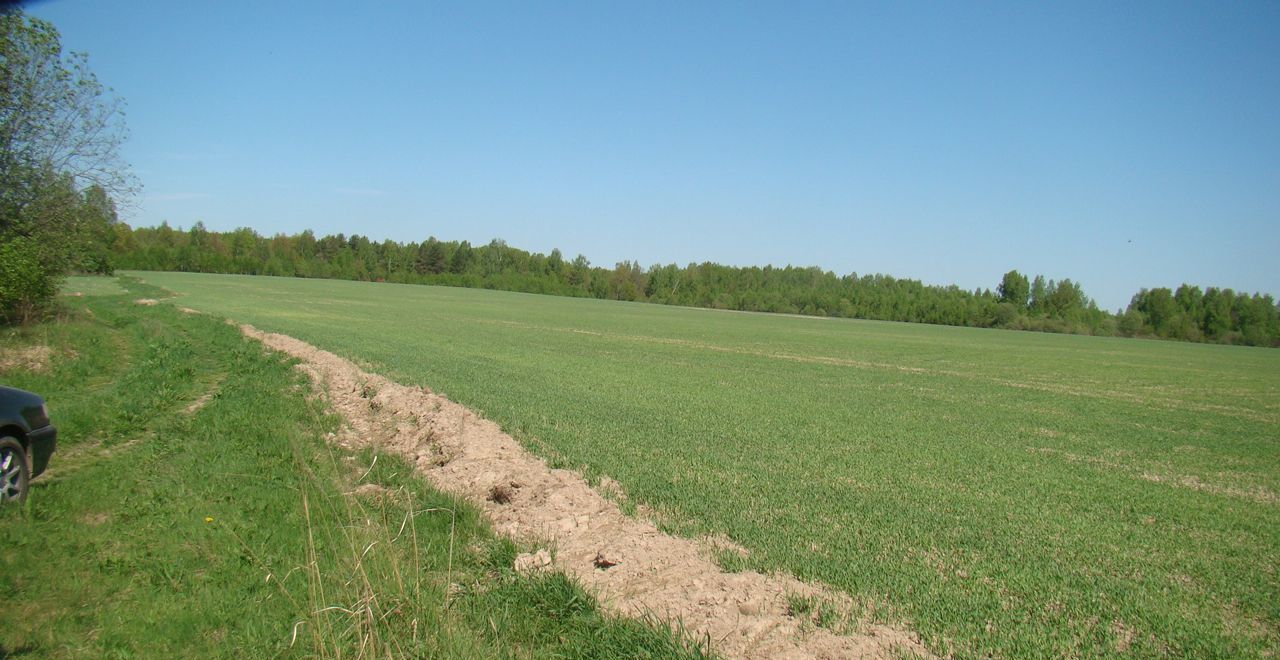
[787,594,816,618]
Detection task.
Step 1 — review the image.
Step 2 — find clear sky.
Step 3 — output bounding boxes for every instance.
[28,0,1280,311]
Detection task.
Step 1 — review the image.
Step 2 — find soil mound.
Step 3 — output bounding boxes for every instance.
[242,325,929,659]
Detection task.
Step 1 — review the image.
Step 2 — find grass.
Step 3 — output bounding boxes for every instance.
[0,276,709,658]
[129,270,1280,658]
[60,274,127,297]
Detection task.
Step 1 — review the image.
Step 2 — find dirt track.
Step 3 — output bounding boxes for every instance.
[241,324,929,659]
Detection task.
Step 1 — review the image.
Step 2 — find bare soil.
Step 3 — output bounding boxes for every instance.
[242,324,929,659]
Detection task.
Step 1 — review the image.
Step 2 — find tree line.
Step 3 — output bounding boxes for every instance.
[109,223,1280,347]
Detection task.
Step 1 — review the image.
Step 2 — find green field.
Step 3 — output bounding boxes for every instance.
[135,271,1280,657]
[1,277,705,658]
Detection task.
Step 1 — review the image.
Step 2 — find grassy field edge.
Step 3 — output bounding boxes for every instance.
[0,276,711,658]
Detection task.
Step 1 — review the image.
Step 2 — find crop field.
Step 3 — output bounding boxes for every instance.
[2,276,703,657]
[135,271,1280,657]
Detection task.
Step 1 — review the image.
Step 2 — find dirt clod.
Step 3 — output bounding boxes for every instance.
[593,551,619,570]
[488,483,515,504]
[515,548,553,573]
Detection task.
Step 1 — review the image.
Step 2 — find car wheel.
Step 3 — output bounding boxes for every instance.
[0,437,30,504]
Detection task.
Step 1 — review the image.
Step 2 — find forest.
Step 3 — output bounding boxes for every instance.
[107,223,1280,347]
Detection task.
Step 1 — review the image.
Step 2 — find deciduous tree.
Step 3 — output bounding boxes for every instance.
[997,270,1030,309]
[1,11,135,321]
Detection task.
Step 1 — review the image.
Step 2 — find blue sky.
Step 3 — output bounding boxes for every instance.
[30,0,1280,311]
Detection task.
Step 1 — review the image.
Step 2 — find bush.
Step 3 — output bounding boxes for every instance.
[0,236,61,322]
[994,302,1020,328]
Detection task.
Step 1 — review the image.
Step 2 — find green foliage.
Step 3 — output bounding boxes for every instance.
[997,269,1029,308]
[0,278,708,657]
[1045,277,1085,319]
[1132,287,1178,337]
[1125,285,1278,346]
[142,271,1280,658]
[1029,274,1048,315]
[449,240,473,274]
[993,301,1020,327]
[0,236,59,322]
[109,222,1279,346]
[110,226,1071,331]
[0,12,131,323]
[1116,308,1145,337]
[415,236,447,275]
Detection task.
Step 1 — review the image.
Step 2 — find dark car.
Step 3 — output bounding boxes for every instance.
[0,386,57,503]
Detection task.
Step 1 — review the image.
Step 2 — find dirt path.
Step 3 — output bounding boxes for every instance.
[241,325,929,659]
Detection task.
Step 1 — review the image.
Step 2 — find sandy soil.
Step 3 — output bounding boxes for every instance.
[242,324,929,659]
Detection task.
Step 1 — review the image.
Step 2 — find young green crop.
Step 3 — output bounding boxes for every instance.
[136,271,1280,657]
[0,277,708,658]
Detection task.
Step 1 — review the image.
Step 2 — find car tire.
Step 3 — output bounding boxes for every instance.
[0,436,30,504]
